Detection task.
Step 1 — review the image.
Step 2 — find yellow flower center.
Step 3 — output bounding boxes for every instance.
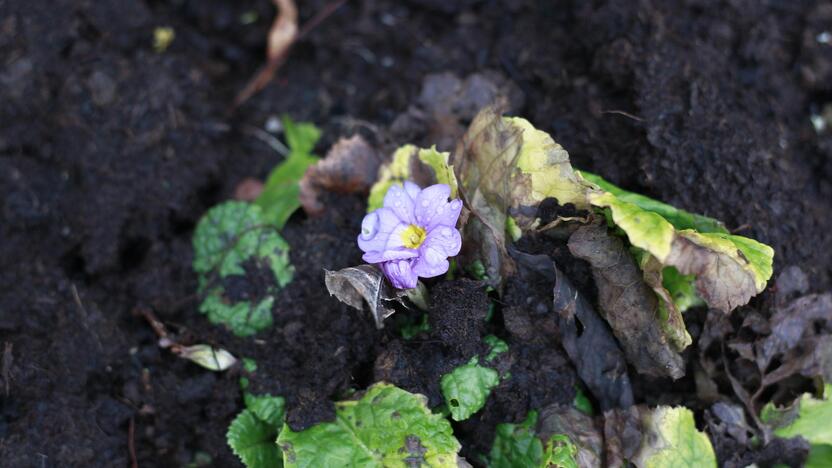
[400,224,427,249]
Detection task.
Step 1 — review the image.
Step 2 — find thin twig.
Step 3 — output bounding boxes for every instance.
[128,417,138,468]
[243,125,290,155]
[600,110,644,122]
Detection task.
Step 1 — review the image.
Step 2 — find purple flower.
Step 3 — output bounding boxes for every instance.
[358,182,463,289]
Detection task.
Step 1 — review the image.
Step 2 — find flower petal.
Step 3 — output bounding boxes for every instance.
[423,225,462,257]
[363,248,419,263]
[382,183,415,224]
[414,184,460,229]
[357,208,402,253]
[412,245,450,279]
[403,180,422,200]
[382,259,418,289]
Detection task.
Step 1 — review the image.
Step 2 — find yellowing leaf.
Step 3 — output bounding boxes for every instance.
[667,230,773,312]
[507,116,588,210]
[418,146,458,199]
[579,171,727,233]
[632,406,716,468]
[587,185,774,313]
[588,191,675,262]
[367,144,459,212]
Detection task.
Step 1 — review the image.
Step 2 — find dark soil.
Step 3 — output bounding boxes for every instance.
[2,0,832,466]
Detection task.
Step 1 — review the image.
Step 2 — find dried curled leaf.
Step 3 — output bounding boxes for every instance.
[512,249,633,410]
[324,265,407,328]
[299,135,382,216]
[453,107,592,287]
[537,405,604,468]
[568,223,685,379]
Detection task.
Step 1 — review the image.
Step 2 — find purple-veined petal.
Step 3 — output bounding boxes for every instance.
[382,259,418,289]
[363,248,419,263]
[423,225,462,257]
[382,183,415,224]
[403,180,422,200]
[357,208,403,253]
[411,245,450,278]
[423,198,462,231]
[413,184,458,229]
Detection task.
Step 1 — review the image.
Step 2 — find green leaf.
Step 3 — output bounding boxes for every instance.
[807,444,832,468]
[277,383,461,467]
[632,406,717,468]
[572,388,594,416]
[255,116,321,229]
[192,201,293,336]
[227,409,283,468]
[661,266,704,312]
[199,292,274,337]
[484,335,509,362]
[768,385,832,446]
[282,116,320,156]
[244,394,286,428]
[587,189,774,313]
[441,357,500,421]
[400,313,430,340]
[542,434,579,468]
[579,171,727,233]
[489,412,544,468]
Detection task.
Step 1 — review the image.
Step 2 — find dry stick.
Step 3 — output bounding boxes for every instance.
[233,0,347,108]
[233,0,298,107]
[128,417,138,468]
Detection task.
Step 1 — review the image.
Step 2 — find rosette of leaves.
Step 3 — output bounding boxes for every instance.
[277,383,462,467]
[193,201,293,336]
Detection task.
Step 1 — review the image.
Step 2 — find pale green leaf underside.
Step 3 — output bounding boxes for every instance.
[278,383,460,468]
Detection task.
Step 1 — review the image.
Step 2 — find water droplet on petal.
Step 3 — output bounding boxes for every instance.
[441,227,452,237]
[421,199,430,207]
